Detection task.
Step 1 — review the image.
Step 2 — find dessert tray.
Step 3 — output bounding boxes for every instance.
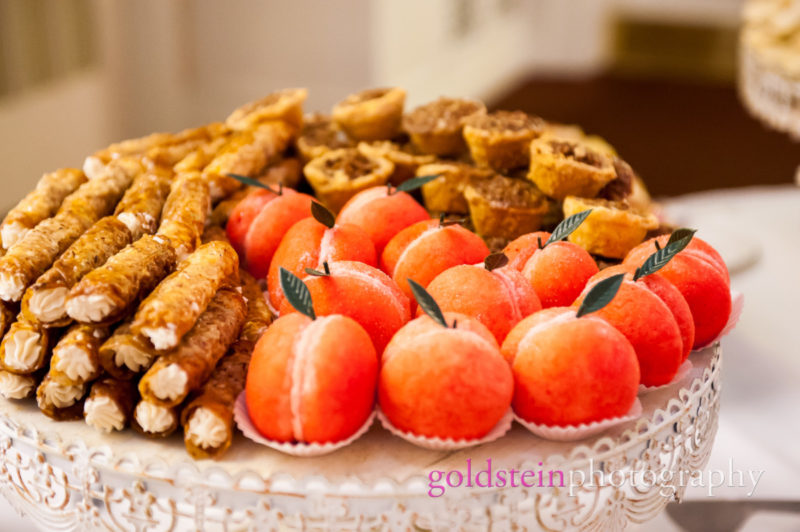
[0,343,720,531]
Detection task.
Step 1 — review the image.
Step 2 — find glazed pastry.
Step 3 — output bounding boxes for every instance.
[418,161,494,214]
[139,287,246,408]
[332,87,406,141]
[598,158,635,202]
[84,376,137,433]
[36,374,86,421]
[131,240,240,351]
[156,172,211,261]
[0,300,17,338]
[562,195,659,259]
[202,120,295,201]
[527,136,617,200]
[66,234,177,325]
[304,148,394,212]
[225,88,307,131]
[98,320,160,379]
[0,168,87,249]
[402,97,486,156]
[0,370,39,400]
[143,123,229,170]
[463,111,545,171]
[22,216,132,326]
[132,399,179,438]
[48,324,110,386]
[114,168,173,239]
[0,318,54,375]
[464,175,551,240]
[200,225,229,245]
[296,113,353,162]
[173,135,231,174]
[357,141,436,185]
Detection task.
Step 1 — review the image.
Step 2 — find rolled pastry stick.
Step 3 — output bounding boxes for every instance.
[48,324,110,386]
[132,399,179,438]
[22,216,132,326]
[142,124,228,171]
[236,269,273,345]
[98,321,160,379]
[36,374,86,421]
[173,135,230,174]
[1,168,87,249]
[0,318,55,374]
[225,88,307,131]
[66,234,177,325]
[114,168,173,239]
[201,120,295,202]
[0,300,17,338]
[0,370,40,400]
[201,225,229,245]
[139,287,246,408]
[156,172,211,261]
[84,376,137,433]
[131,241,239,351]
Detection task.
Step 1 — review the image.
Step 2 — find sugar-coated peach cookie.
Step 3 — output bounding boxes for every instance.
[503,231,551,271]
[243,192,315,278]
[422,264,541,344]
[380,219,490,304]
[246,313,377,443]
[379,312,512,440]
[267,217,376,310]
[637,273,695,361]
[337,186,430,256]
[501,308,639,426]
[520,241,599,308]
[624,236,731,348]
[279,261,410,354]
[226,188,285,256]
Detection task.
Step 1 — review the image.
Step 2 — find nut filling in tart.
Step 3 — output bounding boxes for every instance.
[357,141,436,185]
[527,136,617,200]
[562,195,659,259]
[296,113,353,162]
[464,175,550,240]
[225,88,308,131]
[402,97,486,156]
[417,161,494,215]
[304,148,394,212]
[332,87,406,141]
[463,111,545,171]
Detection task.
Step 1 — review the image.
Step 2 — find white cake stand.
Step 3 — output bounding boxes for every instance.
[0,344,721,531]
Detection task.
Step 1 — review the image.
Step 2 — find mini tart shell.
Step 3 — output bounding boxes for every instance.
[562,196,659,259]
[357,141,436,185]
[225,88,308,131]
[527,136,617,200]
[296,113,353,162]
[418,161,494,215]
[304,148,394,212]
[463,111,544,171]
[332,87,406,141]
[464,175,550,240]
[402,97,486,156]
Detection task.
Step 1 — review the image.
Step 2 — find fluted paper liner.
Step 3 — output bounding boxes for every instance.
[233,392,375,457]
[377,408,514,450]
[638,359,693,395]
[514,398,642,442]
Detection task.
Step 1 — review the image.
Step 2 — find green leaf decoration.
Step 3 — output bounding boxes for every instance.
[545,209,593,246]
[311,201,336,229]
[304,262,331,277]
[575,273,625,318]
[633,229,696,280]
[279,267,315,320]
[484,252,509,271]
[226,173,281,195]
[407,278,448,328]
[394,174,440,194]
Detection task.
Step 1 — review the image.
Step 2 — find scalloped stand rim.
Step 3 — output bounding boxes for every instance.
[639,359,693,395]
[514,398,643,442]
[376,408,514,450]
[233,392,375,457]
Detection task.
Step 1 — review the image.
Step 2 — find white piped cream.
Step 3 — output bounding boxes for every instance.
[0,371,35,399]
[135,401,175,434]
[3,329,42,372]
[114,344,152,372]
[54,345,95,382]
[84,396,125,432]
[41,380,84,408]
[186,407,227,449]
[28,287,68,323]
[149,363,188,402]
[66,294,115,322]
[141,325,178,351]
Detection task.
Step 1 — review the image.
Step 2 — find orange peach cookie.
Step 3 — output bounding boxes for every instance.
[527,136,617,200]
[295,113,353,162]
[304,148,394,212]
[226,186,288,256]
[463,111,544,171]
[356,141,436,185]
[419,161,494,215]
[332,87,406,141]
[402,97,486,156]
[225,88,308,131]
[464,175,551,240]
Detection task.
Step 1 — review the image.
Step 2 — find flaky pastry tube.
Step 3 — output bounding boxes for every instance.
[66,234,177,325]
[84,376,137,433]
[139,287,246,408]
[49,324,110,386]
[132,240,239,351]
[225,88,307,131]
[1,168,87,249]
[132,399,179,438]
[0,317,55,375]
[200,225,229,245]
[114,169,173,239]
[143,123,228,170]
[0,300,17,339]
[36,374,86,421]
[172,135,230,174]
[156,172,211,261]
[98,320,160,379]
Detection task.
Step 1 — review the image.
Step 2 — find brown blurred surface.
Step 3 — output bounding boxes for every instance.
[492,75,799,197]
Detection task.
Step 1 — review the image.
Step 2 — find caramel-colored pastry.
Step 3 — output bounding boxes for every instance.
[418,161,494,214]
[357,141,436,185]
[296,114,353,162]
[304,148,394,212]
[332,87,406,141]
[132,399,179,438]
[114,169,173,240]
[527,136,617,200]
[48,324,110,386]
[542,121,585,141]
[173,135,231,174]
[562,195,659,259]
[84,377,137,433]
[598,158,635,202]
[36,374,86,421]
[0,317,54,375]
[402,97,486,156]
[98,320,160,379]
[464,175,551,240]
[225,88,307,131]
[463,111,545,171]
[156,172,211,261]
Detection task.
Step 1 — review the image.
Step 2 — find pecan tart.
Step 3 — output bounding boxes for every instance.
[357,141,436,185]
[464,175,550,240]
[304,148,394,212]
[417,161,494,215]
[463,111,544,171]
[402,97,486,156]
[527,136,617,200]
[332,87,406,141]
[296,113,353,162]
[225,88,308,131]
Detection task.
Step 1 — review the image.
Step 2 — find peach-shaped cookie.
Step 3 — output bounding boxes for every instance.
[521,242,598,308]
[267,203,376,310]
[227,187,294,256]
[503,231,551,271]
[624,235,731,348]
[243,192,315,279]
[279,261,410,354]
[380,219,489,303]
[421,254,541,344]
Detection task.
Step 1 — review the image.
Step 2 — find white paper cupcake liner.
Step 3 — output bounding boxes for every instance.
[638,359,693,395]
[376,408,514,450]
[694,289,743,350]
[514,398,642,442]
[233,392,375,457]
